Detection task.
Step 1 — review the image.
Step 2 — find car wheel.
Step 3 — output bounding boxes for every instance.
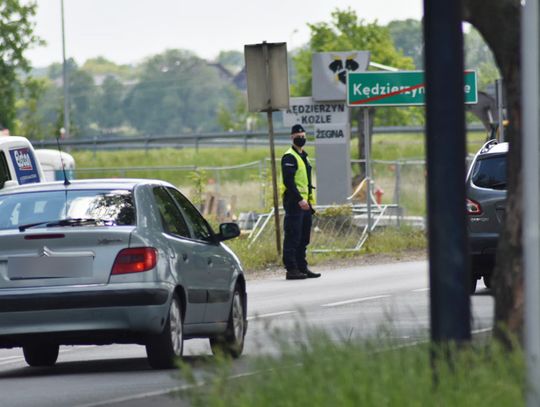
[23,343,59,367]
[146,294,183,369]
[210,288,246,358]
[484,274,492,289]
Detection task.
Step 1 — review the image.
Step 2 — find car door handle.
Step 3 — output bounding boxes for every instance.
[182,253,188,262]
[207,258,213,266]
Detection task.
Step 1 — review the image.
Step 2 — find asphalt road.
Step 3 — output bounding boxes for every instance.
[0,260,493,407]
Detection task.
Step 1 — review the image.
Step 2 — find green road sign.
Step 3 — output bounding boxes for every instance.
[347,70,478,106]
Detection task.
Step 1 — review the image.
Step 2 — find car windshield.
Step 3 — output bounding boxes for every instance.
[471,154,507,190]
[0,189,135,231]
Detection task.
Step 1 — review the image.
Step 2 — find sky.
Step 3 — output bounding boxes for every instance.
[27,0,423,68]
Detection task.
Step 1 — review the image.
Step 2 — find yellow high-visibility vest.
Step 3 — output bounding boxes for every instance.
[281,147,315,205]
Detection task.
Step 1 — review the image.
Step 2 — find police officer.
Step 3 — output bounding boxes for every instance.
[281,124,321,280]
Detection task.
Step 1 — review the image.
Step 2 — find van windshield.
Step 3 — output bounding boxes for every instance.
[471,155,507,189]
[0,189,135,231]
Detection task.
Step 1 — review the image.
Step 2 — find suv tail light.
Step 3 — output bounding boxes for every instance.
[466,198,482,215]
[111,247,157,275]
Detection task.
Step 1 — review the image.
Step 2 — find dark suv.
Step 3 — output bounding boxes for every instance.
[466,140,507,293]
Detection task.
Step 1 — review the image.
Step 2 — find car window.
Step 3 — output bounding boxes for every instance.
[0,189,135,230]
[153,187,190,238]
[471,155,507,189]
[167,187,213,241]
[0,152,10,188]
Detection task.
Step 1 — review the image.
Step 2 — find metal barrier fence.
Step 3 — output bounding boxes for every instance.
[74,158,429,219]
[29,124,485,153]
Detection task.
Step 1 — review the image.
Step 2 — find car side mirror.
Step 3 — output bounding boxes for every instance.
[216,222,240,242]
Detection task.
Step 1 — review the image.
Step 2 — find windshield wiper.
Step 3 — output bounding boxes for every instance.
[19,218,113,232]
[488,182,507,189]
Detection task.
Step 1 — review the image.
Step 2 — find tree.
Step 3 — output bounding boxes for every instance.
[95,75,125,131]
[216,50,244,73]
[462,0,522,343]
[387,19,423,68]
[464,26,500,90]
[0,0,42,130]
[292,8,418,174]
[124,49,237,134]
[15,76,47,138]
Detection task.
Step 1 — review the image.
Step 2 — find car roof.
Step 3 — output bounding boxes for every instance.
[478,141,508,156]
[0,178,174,195]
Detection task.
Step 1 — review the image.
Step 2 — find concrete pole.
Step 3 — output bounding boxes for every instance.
[364,108,372,230]
[424,0,471,344]
[522,1,540,405]
[61,0,70,139]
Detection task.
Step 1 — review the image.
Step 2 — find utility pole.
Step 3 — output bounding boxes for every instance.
[424,0,471,345]
[61,0,70,139]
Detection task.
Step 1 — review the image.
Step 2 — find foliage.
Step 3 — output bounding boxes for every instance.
[123,49,238,134]
[81,56,138,80]
[464,26,500,90]
[217,91,261,132]
[292,9,421,127]
[387,19,424,68]
[189,169,208,207]
[0,0,42,130]
[181,333,524,407]
[14,76,47,137]
[215,50,244,73]
[95,75,125,130]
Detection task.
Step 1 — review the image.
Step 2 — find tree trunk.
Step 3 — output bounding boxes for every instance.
[463,0,523,343]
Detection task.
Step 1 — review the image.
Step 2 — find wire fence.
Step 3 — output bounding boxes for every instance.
[73,157,429,218]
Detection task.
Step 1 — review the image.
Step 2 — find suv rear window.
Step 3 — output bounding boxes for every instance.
[471,155,507,190]
[0,189,135,230]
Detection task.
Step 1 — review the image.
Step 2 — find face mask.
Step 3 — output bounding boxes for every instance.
[293,137,306,147]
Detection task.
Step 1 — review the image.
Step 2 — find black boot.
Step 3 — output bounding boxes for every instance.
[302,269,321,278]
[286,269,307,280]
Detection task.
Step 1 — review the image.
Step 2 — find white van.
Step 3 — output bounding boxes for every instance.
[0,136,45,189]
[34,149,75,182]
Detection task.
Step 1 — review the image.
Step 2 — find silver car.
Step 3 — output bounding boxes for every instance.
[0,179,247,369]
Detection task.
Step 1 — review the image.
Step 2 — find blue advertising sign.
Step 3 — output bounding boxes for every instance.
[9,148,41,185]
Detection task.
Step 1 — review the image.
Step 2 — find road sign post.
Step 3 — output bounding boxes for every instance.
[245,42,290,256]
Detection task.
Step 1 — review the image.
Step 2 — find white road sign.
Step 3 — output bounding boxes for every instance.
[282,97,349,127]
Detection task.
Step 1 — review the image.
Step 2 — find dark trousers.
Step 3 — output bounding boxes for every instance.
[282,204,312,272]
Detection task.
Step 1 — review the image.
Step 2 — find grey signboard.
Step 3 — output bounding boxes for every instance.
[245,42,290,112]
[314,123,352,205]
[312,51,370,102]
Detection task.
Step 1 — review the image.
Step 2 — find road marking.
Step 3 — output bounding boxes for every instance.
[472,327,492,334]
[75,369,265,407]
[247,311,295,321]
[321,295,390,308]
[412,288,429,292]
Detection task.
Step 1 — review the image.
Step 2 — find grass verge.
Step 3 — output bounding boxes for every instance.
[180,331,524,407]
[226,225,426,272]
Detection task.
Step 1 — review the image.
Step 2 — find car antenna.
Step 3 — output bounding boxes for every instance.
[55,132,70,186]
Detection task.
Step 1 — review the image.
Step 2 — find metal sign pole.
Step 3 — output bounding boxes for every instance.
[496,79,505,142]
[364,108,372,231]
[522,0,540,405]
[262,42,282,255]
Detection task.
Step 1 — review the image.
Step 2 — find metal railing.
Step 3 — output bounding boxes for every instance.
[29,125,486,152]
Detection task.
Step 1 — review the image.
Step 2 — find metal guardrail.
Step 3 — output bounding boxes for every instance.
[28,124,486,151]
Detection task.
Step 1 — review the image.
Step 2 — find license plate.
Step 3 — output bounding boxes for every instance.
[8,256,93,280]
